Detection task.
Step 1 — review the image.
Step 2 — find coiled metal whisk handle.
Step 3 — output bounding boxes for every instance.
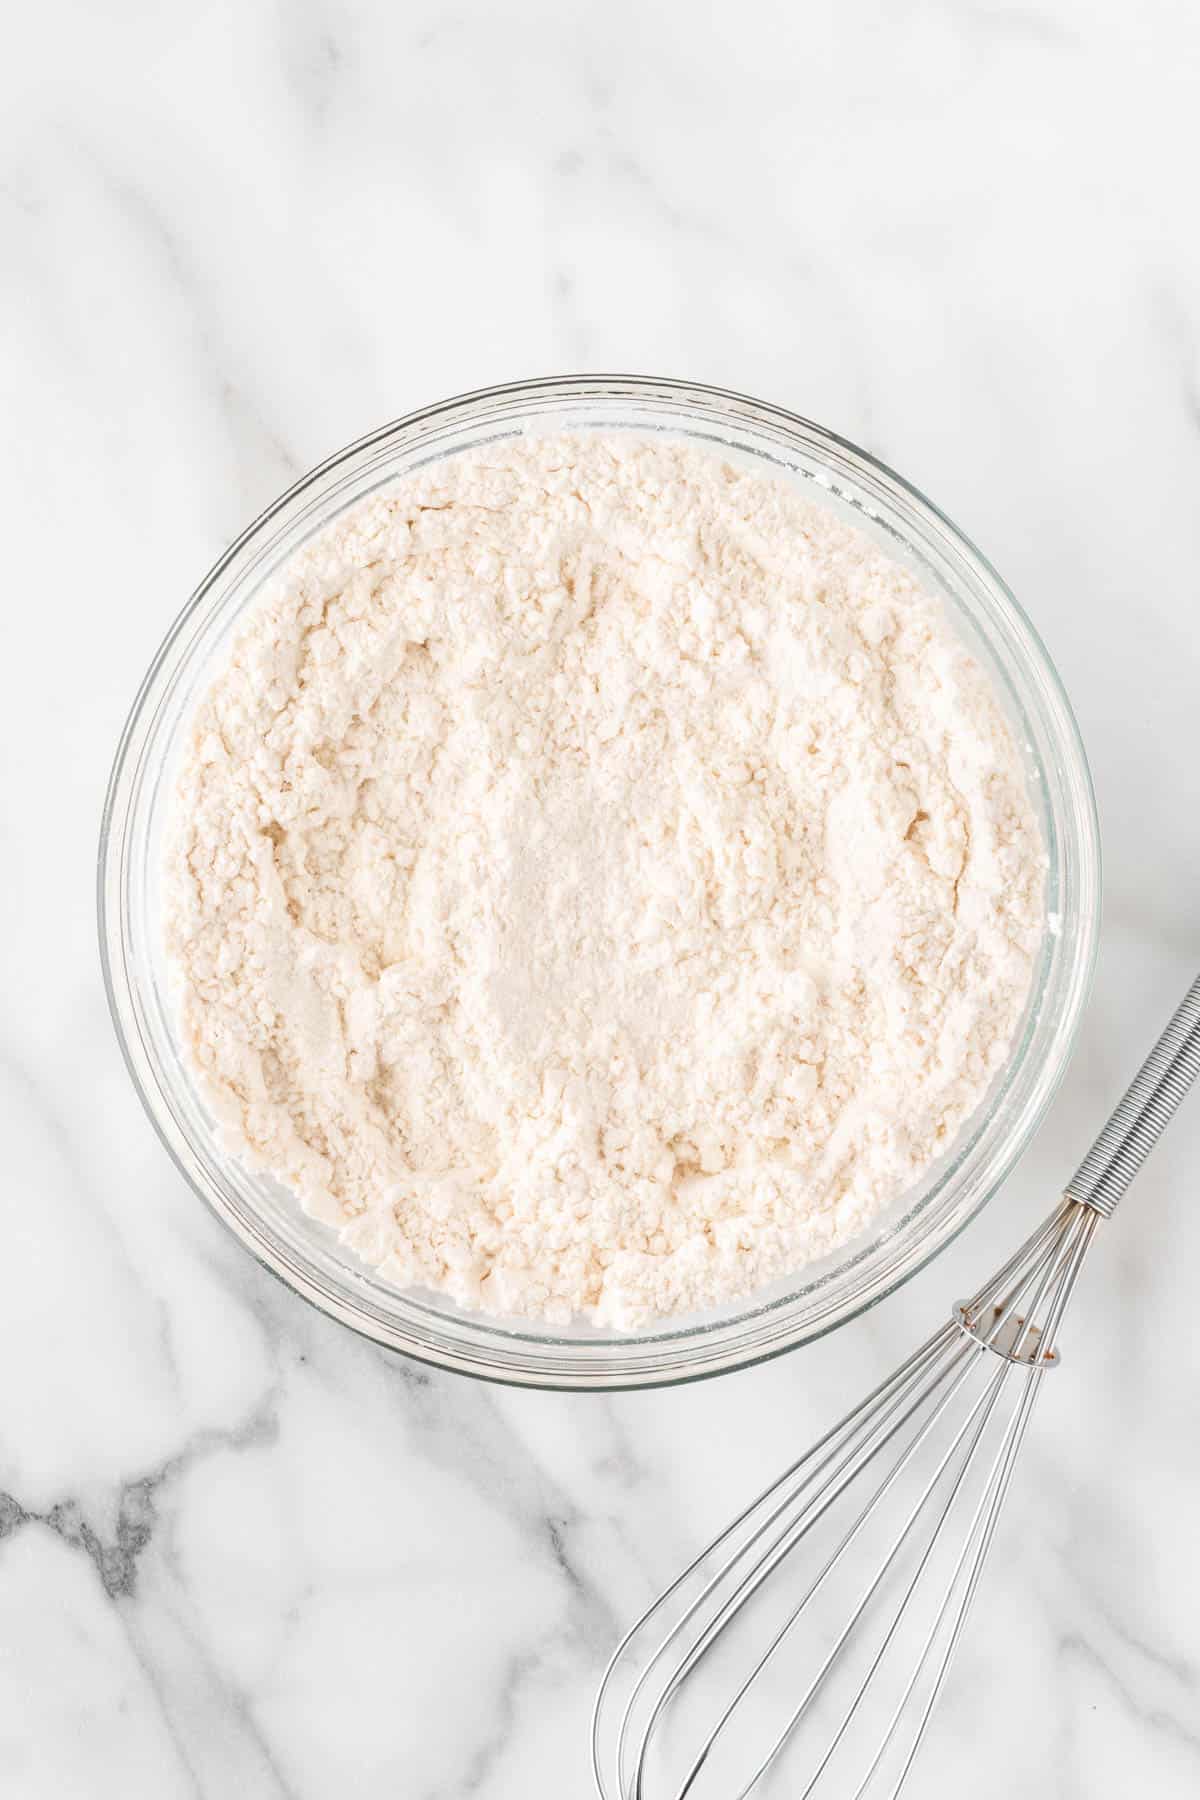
[1065,974,1200,1219]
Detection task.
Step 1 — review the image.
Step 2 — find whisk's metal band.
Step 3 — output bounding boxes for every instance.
[1065,974,1200,1219]
[951,1303,1061,1368]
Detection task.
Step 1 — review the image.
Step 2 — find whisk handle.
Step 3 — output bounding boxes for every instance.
[1064,974,1200,1219]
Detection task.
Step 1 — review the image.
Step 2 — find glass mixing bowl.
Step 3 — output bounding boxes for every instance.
[99,375,1101,1390]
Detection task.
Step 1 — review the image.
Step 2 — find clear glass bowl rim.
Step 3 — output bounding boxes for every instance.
[98,373,1101,1391]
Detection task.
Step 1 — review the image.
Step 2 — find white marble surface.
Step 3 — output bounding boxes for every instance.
[3,2,1200,1793]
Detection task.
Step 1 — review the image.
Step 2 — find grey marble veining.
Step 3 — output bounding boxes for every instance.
[3,1,1199,1793]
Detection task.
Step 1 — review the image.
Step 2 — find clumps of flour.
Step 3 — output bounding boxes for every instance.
[166,434,1044,1327]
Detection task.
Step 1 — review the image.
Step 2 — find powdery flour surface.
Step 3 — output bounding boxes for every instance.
[167,436,1044,1327]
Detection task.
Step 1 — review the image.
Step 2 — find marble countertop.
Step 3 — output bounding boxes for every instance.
[4,2,1199,1794]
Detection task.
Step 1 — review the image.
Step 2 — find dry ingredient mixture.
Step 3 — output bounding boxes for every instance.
[167,435,1044,1327]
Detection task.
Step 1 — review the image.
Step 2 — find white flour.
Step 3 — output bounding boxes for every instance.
[167,435,1044,1327]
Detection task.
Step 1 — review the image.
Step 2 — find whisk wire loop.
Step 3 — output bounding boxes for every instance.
[628,1209,1087,1798]
[721,1353,1018,1800]
[605,1328,960,1794]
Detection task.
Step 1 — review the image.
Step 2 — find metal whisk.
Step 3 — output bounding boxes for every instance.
[593,975,1200,1800]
